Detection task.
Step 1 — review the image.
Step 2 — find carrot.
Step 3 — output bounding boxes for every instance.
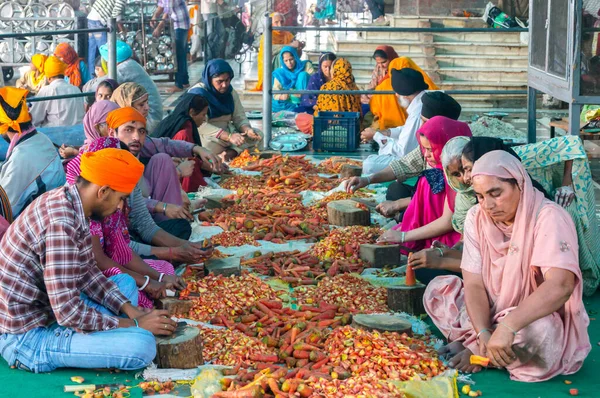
[317,319,337,328]
[290,327,300,345]
[312,310,337,321]
[293,350,310,359]
[296,358,309,368]
[267,378,284,395]
[212,386,262,398]
[249,354,278,362]
[285,368,300,379]
[311,357,329,370]
[309,351,328,363]
[405,262,416,286]
[470,355,490,367]
[261,300,283,310]
[293,343,320,351]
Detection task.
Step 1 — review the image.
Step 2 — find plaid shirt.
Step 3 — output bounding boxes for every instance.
[389,147,427,181]
[0,185,129,334]
[159,0,191,30]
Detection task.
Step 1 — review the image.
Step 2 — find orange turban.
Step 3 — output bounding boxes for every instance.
[31,54,47,74]
[106,107,146,129]
[80,148,144,194]
[0,87,32,135]
[44,56,67,79]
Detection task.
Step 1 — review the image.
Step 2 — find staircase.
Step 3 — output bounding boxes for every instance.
[239,16,529,112]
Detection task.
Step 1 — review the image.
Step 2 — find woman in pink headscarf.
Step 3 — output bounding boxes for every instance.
[378,116,471,278]
[425,150,590,381]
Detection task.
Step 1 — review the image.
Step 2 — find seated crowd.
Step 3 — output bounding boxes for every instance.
[0,31,596,385]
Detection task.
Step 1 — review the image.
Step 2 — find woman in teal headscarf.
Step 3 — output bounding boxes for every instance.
[272,46,314,112]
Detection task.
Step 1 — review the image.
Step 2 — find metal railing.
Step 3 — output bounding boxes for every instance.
[262,15,530,146]
[26,92,95,103]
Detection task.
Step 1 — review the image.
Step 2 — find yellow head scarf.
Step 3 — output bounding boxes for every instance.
[31,54,47,74]
[370,56,439,130]
[315,58,362,114]
[0,87,32,135]
[44,56,67,79]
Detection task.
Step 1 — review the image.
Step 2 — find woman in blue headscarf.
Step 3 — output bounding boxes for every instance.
[298,52,336,114]
[189,59,262,160]
[272,46,315,112]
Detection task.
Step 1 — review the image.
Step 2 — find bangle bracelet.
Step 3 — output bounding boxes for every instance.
[158,273,165,282]
[133,318,139,328]
[401,231,406,243]
[499,322,518,336]
[476,328,490,339]
[365,176,371,186]
[435,247,444,257]
[138,275,150,291]
[162,202,168,215]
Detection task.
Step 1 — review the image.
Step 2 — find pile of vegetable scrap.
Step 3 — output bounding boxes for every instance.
[178,272,277,322]
[229,149,260,168]
[324,326,445,380]
[311,226,381,261]
[317,157,363,175]
[311,375,402,397]
[220,175,263,191]
[206,191,328,242]
[242,154,318,174]
[210,231,259,247]
[200,326,276,367]
[293,274,388,313]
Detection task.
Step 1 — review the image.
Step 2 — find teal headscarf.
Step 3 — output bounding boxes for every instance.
[100,40,133,64]
[272,46,308,90]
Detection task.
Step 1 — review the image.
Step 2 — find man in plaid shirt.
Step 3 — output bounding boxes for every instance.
[152,0,191,93]
[0,109,177,372]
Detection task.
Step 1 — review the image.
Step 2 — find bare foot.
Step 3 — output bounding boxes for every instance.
[448,348,483,373]
[438,341,465,359]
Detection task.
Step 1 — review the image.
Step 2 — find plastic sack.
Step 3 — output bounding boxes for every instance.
[390,370,459,398]
[191,368,226,398]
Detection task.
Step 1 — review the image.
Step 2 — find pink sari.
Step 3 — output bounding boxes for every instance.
[425,151,590,382]
[393,116,471,252]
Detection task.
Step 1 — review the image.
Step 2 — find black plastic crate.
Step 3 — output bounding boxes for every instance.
[313,111,361,152]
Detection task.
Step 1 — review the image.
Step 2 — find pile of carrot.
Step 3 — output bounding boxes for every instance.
[316,157,363,175]
[229,149,260,168]
[311,226,382,262]
[210,231,260,247]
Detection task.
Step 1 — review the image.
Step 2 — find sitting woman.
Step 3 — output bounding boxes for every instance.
[54,42,89,89]
[152,94,210,193]
[377,116,471,282]
[66,137,186,308]
[111,82,151,119]
[253,12,302,92]
[16,54,47,95]
[425,150,591,380]
[361,46,398,116]
[190,60,262,161]
[299,52,336,113]
[369,56,438,131]
[272,46,315,112]
[315,58,361,114]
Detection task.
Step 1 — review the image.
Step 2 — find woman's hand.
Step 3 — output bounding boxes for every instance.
[177,159,195,178]
[408,248,444,270]
[555,186,575,208]
[243,128,260,140]
[375,200,402,218]
[485,325,517,368]
[229,133,246,146]
[144,280,167,299]
[162,274,187,291]
[360,128,376,143]
[376,229,404,244]
[193,145,224,173]
[478,329,492,358]
[165,204,193,221]
[59,144,78,159]
[345,176,369,193]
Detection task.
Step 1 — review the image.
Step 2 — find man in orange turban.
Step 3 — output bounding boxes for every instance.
[0,86,66,217]
[30,56,84,128]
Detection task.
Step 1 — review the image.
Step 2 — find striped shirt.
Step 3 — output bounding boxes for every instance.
[159,0,191,30]
[0,185,129,334]
[88,0,127,25]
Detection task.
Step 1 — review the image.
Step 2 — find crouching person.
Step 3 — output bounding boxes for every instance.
[0,148,176,373]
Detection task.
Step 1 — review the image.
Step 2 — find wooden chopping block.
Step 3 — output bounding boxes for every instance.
[205,257,241,277]
[359,244,400,268]
[327,199,370,227]
[340,164,362,178]
[387,284,426,315]
[156,298,194,316]
[352,314,412,336]
[155,323,204,369]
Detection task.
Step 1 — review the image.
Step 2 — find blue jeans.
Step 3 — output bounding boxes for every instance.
[174,28,189,88]
[366,0,385,19]
[0,274,155,373]
[88,19,107,76]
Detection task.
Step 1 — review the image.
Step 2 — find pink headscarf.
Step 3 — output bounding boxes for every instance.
[470,150,590,375]
[417,116,472,168]
[83,100,119,146]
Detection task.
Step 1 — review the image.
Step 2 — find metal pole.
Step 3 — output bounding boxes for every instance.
[262,14,273,148]
[569,103,582,136]
[527,86,537,143]
[107,18,118,80]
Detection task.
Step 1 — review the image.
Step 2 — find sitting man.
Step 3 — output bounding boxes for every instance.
[190,60,263,161]
[0,87,66,218]
[30,56,84,127]
[360,68,429,175]
[0,148,176,373]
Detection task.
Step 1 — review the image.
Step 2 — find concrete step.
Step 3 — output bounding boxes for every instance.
[436,55,528,69]
[432,32,523,44]
[332,37,429,53]
[434,42,528,56]
[391,16,488,29]
[306,51,434,67]
[438,67,527,83]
